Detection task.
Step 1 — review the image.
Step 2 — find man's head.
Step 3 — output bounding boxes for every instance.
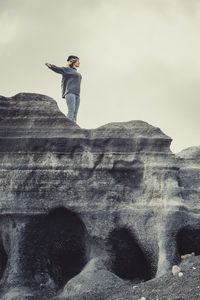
[67,55,80,68]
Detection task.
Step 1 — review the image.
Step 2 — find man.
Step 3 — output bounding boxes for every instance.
[45,55,82,123]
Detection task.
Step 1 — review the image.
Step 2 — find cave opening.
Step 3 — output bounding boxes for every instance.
[23,207,89,289]
[107,228,152,282]
[0,239,8,281]
[176,227,200,258]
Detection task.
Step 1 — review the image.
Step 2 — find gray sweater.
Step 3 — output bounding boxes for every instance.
[49,64,82,98]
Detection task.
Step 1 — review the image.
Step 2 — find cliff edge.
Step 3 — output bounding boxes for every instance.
[0,93,199,300]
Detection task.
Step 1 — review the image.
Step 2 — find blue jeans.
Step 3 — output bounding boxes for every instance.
[65,92,80,122]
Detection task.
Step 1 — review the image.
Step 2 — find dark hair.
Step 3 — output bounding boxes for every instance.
[67,55,79,61]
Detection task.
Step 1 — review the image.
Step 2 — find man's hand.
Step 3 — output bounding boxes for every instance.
[45,62,51,68]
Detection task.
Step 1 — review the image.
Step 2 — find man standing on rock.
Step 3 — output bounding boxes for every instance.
[45,55,82,123]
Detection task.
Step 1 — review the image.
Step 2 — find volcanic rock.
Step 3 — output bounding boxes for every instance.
[0,93,199,300]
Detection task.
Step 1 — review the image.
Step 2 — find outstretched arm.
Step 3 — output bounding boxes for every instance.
[45,62,64,75]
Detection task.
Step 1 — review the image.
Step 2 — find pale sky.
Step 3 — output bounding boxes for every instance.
[0,0,200,153]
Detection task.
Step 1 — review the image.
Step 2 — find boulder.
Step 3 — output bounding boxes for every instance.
[57,257,127,299]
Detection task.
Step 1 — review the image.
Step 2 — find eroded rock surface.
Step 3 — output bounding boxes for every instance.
[0,93,199,299]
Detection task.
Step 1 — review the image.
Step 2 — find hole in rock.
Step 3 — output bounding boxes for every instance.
[107,228,152,282]
[0,239,8,280]
[23,207,89,289]
[176,227,200,258]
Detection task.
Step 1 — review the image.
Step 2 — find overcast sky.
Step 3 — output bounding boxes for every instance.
[0,0,200,152]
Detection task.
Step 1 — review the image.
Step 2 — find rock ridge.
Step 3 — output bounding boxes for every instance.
[0,93,199,300]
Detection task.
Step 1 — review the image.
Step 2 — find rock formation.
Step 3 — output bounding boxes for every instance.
[0,92,199,300]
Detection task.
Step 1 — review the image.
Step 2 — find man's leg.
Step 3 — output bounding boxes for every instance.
[73,95,80,123]
[65,93,76,121]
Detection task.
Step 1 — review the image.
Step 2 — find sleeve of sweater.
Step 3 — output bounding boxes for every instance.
[49,64,65,75]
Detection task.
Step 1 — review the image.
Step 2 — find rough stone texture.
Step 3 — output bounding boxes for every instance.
[106,256,200,300]
[0,92,199,299]
[56,257,127,299]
